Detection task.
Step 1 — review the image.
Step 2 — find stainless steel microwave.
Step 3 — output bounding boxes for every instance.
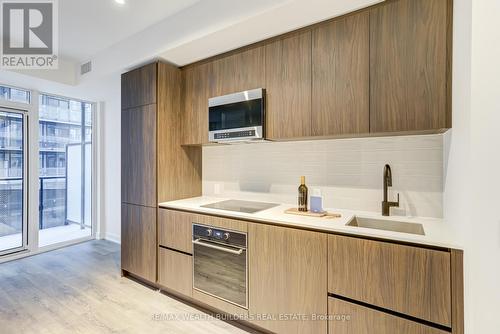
[208,88,265,143]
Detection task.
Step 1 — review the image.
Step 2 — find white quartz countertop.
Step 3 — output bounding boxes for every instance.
[159,196,462,249]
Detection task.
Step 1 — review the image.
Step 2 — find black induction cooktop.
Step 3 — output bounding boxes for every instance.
[201,200,279,214]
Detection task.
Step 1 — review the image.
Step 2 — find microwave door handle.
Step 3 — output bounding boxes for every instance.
[192,238,244,255]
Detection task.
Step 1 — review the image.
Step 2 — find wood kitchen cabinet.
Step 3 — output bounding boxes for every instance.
[265,31,312,139]
[369,0,452,133]
[121,104,157,207]
[121,62,202,283]
[249,223,328,334]
[328,234,452,327]
[121,203,156,283]
[158,247,193,297]
[158,208,193,254]
[121,62,157,109]
[312,11,370,137]
[328,297,449,334]
[211,46,265,96]
[181,62,212,145]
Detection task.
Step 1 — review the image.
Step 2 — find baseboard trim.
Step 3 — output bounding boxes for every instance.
[104,232,121,244]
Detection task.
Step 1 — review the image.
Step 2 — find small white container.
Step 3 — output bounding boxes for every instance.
[310,188,323,213]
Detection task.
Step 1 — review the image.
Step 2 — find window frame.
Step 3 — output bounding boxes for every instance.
[0,83,98,262]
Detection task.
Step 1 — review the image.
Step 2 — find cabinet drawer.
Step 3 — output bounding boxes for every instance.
[328,235,451,327]
[328,297,448,334]
[158,247,192,297]
[158,209,193,254]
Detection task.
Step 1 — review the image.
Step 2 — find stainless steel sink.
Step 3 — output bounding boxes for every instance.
[347,217,425,236]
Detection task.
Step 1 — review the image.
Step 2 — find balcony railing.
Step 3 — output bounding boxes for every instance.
[39,168,66,177]
[39,105,82,123]
[0,168,23,178]
[39,176,67,230]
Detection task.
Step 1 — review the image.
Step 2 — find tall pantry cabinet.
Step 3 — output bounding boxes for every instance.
[121,62,201,282]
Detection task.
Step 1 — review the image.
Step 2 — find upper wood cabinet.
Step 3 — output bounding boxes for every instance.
[178,0,452,144]
[370,0,451,133]
[312,12,370,136]
[265,31,312,139]
[249,223,327,334]
[212,46,265,96]
[121,104,157,207]
[158,62,202,202]
[328,234,452,327]
[121,63,157,109]
[181,62,212,145]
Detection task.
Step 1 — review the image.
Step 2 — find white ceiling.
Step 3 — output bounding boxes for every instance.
[9,0,383,85]
[58,0,200,62]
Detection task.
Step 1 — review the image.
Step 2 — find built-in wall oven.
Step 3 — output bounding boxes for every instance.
[208,88,265,143]
[192,224,247,309]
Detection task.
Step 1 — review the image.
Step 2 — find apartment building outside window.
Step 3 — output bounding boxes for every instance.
[0,85,95,254]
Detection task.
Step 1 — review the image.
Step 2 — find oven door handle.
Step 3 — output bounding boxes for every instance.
[192,238,244,255]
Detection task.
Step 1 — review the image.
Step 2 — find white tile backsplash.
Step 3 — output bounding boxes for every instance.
[202,134,444,218]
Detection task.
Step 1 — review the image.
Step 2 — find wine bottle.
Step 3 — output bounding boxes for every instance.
[298,176,308,212]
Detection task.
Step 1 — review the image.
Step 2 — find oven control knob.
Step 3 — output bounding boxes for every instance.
[206,228,213,237]
[223,232,230,241]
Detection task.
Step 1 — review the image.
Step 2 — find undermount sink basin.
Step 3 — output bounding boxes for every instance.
[347,216,425,236]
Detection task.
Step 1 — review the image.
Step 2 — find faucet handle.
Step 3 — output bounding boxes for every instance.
[390,193,400,207]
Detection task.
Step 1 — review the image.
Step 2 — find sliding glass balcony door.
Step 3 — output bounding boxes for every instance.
[0,109,27,255]
[38,94,93,247]
[0,85,96,258]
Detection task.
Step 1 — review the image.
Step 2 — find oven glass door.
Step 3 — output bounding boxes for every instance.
[209,99,263,131]
[193,239,247,308]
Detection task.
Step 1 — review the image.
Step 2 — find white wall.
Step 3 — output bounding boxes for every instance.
[443,0,500,332]
[203,135,444,218]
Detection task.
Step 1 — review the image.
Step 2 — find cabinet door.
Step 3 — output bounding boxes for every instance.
[121,204,156,283]
[158,247,192,297]
[212,46,265,96]
[370,0,451,132]
[328,235,451,327]
[328,297,448,334]
[121,104,157,207]
[121,62,157,109]
[265,31,312,139]
[312,12,370,136]
[181,62,212,145]
[249,223,327,334]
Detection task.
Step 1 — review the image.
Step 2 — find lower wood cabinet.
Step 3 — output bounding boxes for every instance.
[248,223,328,334]
[121,203,156,283]
[158,247,192,297]
[328,297,448,334]
[158,209,193,254]
[328,235,451,327]
[153,210,463,334]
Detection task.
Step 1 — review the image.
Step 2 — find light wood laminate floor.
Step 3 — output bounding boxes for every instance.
[0,240,253,334]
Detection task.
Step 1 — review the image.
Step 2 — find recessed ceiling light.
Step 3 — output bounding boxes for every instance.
[114,0,125,5]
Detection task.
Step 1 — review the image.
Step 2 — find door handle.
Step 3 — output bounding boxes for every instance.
[192,238,244,255]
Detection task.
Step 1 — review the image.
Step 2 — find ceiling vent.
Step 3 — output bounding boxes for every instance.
[80,61,92,75]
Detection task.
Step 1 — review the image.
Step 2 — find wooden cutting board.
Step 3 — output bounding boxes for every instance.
[284,208,341,219]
